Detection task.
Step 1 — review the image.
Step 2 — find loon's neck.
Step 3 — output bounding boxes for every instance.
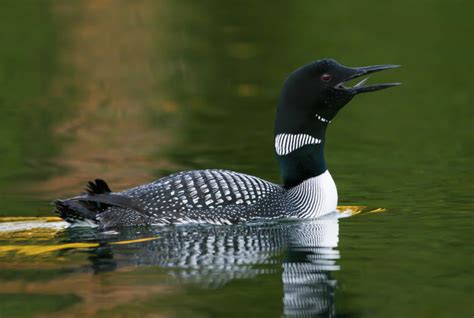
[274,121,329,189]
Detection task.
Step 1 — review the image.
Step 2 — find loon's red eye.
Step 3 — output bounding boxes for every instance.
[320,73,332,82]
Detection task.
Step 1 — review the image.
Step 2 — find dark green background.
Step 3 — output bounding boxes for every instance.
[0,1,472,317]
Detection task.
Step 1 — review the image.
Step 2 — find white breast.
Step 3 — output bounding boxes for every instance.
[285,170,338,219]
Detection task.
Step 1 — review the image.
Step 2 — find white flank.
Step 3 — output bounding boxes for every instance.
[286,170,338,219]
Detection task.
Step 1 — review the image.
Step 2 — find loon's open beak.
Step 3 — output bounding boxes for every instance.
[336,64,401,94]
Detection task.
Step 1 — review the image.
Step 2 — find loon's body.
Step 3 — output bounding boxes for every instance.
[55,59,399,229]
[60,169,336,227]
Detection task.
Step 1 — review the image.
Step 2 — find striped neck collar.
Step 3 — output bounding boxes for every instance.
[274,133,321,156]
[275,131,327,188]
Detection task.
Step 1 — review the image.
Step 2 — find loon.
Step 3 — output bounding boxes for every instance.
[54,59,399,229]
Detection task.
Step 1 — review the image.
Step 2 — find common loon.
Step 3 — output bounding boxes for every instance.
[54,59,399,228]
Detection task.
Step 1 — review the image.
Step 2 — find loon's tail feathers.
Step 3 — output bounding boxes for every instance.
[55,179,147,227]
[86,179,111,195]
[54,179,113,227]
[54,199,99,227]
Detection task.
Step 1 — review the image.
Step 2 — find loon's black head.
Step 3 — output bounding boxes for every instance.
[275,58,400,133]
[274,58,400,188]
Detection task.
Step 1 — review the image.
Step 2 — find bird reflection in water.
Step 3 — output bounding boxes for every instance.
[83,216,340,317]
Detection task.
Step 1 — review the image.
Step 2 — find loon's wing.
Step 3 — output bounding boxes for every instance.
[56,170,286,228]
[70,193,144,213]
[118,169,287,225]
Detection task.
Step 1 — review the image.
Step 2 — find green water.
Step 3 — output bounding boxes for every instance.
[0,1,472,317]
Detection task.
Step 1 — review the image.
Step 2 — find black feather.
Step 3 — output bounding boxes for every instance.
[71,193,145,214]
[55,179,148,226]
[86,179,112,195]
[54,199,98,223]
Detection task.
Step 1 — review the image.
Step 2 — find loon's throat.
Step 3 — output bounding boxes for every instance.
[274,128,328,189]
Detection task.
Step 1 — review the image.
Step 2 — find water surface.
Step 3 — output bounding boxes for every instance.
[0,1,472,317]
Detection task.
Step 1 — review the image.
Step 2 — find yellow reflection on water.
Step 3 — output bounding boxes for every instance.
[110,237,160,245]
[0,216,62,222]
[0,238,161,256]
[0,206,386,256]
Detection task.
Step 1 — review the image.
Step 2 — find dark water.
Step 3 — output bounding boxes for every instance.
[0,1,472,317]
